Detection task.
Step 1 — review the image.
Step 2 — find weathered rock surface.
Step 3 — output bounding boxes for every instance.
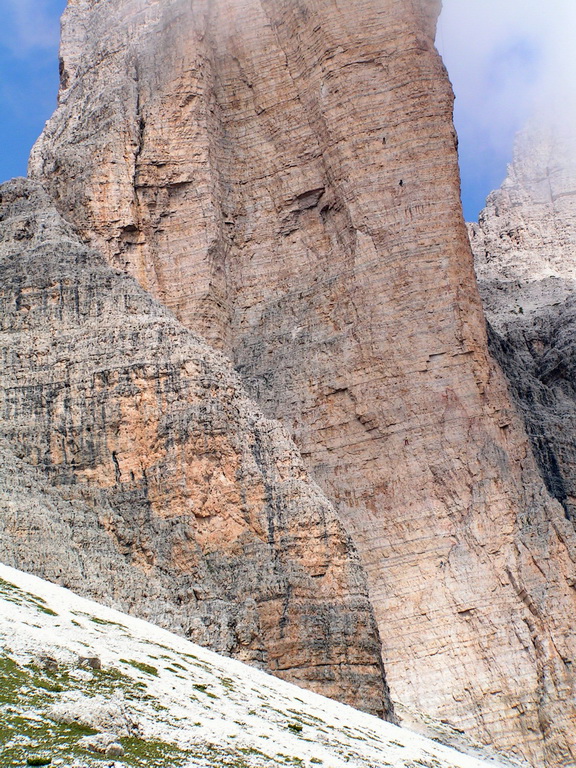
[25,2,576,765]
[0,178,389,717]
[470,119,576,522]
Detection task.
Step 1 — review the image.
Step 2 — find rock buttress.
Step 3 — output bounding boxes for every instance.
[29,2,576,764]
[469,118,576,523]
[0,178,390,718]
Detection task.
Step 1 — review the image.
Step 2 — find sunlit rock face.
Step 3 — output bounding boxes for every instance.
[470,118,576,522]
[0,178,390,718]
[25,1,576,765]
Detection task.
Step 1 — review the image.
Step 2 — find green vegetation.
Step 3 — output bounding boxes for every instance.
[0,651,190,767]
[193,683,219,700]
[120,659,159,677]
[0,580,436,768]
[0,578,58,617]
[0,660,98,766]
[0,649,181,766]
[164,666,186,677]
[275,754,305,766]
[238,746,269,760]
[119,736,191,767]
[88,614,127,628]
[286,709,325,727]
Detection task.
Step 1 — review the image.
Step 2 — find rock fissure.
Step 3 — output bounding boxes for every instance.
[0,178,391,719]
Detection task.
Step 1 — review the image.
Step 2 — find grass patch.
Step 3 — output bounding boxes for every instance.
[86,614,127,629]
[0,578,58,617]
[120,659,159,677]
[164,666,184,675]
[275,754,305,766]
[0,706,98,766]
[193,683,219,700]
[1,656,68,711]
[119,735,191,767]
[0,651,179,766]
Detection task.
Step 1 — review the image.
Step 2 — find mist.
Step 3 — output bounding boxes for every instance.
[437,0,576,220]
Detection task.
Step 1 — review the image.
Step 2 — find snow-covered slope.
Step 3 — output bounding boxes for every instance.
[0,563,524,768]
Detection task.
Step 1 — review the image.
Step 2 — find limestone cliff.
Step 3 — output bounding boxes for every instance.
[469,119,576,523]
[0,178,389,717]
[17,1,576,765]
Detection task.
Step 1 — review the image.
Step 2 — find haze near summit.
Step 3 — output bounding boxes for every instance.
[437,0,576,219]
[0,0,574,221]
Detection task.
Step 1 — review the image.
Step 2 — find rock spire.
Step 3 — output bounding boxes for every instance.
[3,1,573,765]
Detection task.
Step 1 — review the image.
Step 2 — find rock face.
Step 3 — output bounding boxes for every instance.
[470,119,576,522]
[0,178,390,717]
[18,2,576,765]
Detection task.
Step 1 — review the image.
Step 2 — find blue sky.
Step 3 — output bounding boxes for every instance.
[437,0,576,220]
[0,0,66,183]
[0,0,571,221]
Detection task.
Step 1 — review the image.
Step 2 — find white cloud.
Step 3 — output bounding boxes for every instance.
[436,0,576,213]
[1,0,62,55]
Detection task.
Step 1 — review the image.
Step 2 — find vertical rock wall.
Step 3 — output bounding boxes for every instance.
[0,178,390,717]
[28,2,576,764]
[469,119,576,523]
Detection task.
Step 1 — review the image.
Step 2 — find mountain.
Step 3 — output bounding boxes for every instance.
[470,117,576,524]
[0,562,524,768]
[0,2,575,767]
[0,177,388,717]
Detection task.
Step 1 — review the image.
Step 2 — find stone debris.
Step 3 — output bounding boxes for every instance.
[40,655,59,672]
[0,178,388,718]
[77,732,124,756]
[48,692,140,738]
[0,562,519,768]
[77,656,102,670]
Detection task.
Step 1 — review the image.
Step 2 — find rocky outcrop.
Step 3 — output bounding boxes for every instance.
[0,178,389,717]
[24,1,576,765]
[470,118,576,522]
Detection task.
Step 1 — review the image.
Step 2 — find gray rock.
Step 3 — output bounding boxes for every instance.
[78,656,102,670]
[470,117,576,523]
[39,655,59,672]
[105,744,125,758]
[78,732,122,755]
[0,178,389,718]
[26,1,576,763]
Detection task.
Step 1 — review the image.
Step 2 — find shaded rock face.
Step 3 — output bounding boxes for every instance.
[470,120,576,523]
[25,2,576,765]
[0,178,390,718]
